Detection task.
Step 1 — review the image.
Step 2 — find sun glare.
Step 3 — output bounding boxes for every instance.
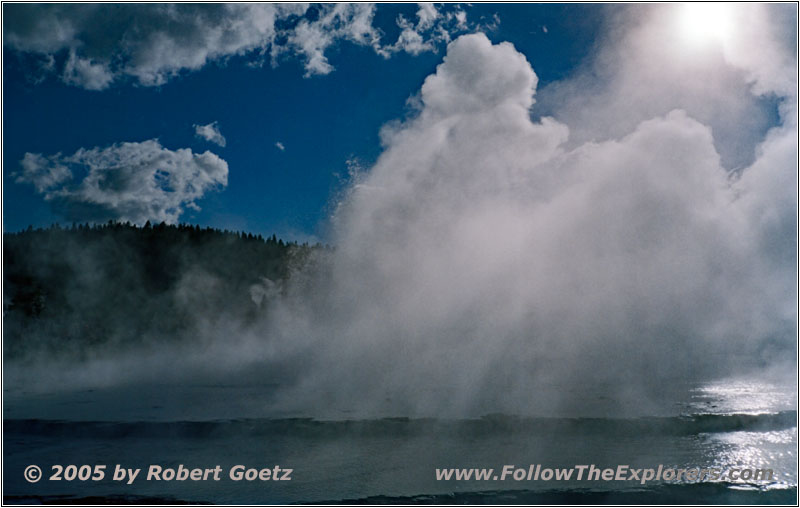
[678,3,734,46]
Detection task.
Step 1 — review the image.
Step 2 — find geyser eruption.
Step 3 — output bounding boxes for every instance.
[4,6,796,505]
[5,7,794,422]
[264,30,796,417]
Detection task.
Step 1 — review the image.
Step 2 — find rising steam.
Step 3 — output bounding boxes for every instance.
[260,8,796,416]
[7,5,796,419]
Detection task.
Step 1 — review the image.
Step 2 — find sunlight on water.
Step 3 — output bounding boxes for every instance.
[705,428,798,486]
[683,378,798,489]
[5,374,797,504]
[688,379,797,415]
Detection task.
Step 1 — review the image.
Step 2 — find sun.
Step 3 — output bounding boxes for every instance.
[677,3,734,46]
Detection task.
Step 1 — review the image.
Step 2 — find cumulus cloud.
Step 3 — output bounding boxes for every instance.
[16,140,228,224]
[254,23,796,417]
[3,3,473,89]
[194,121,227,147]
[5,4,309,89]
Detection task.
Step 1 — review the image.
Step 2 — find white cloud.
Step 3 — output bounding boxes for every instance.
[15,153,72,193]
[392,21,436,56]
[388,4,472,55]
[283,4,384,77]
[18,140,228,224]
[451,9,469,30]
[5,4,286,88]
[3,3,472,88]
[417,4,439,30]
[62,50,115,90]
[194,121,227,147]
[275,141,285,151]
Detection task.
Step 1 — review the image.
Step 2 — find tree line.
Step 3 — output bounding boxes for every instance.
[4,221,327,359]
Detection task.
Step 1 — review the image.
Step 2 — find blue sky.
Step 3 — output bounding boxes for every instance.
[2,3,793,243]
[3,3,607,240]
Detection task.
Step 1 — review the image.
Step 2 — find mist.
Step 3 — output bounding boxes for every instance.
[259,16,796,416]
[5,5,796,419]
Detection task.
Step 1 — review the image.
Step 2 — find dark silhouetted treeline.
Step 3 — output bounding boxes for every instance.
[3,221,327,359]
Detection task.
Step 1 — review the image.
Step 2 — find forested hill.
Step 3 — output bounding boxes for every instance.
[4,222,325,359]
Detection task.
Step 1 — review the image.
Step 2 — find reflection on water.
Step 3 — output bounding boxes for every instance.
[688,379,798,415]
[3,375,797,503]
[688,378,798,490]
[705,429,797,487]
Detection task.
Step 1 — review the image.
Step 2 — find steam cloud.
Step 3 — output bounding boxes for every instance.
[259,11,796,416]
[7,5,796,419]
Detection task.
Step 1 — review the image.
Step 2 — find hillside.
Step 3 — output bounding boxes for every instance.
[3,221,325,359]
